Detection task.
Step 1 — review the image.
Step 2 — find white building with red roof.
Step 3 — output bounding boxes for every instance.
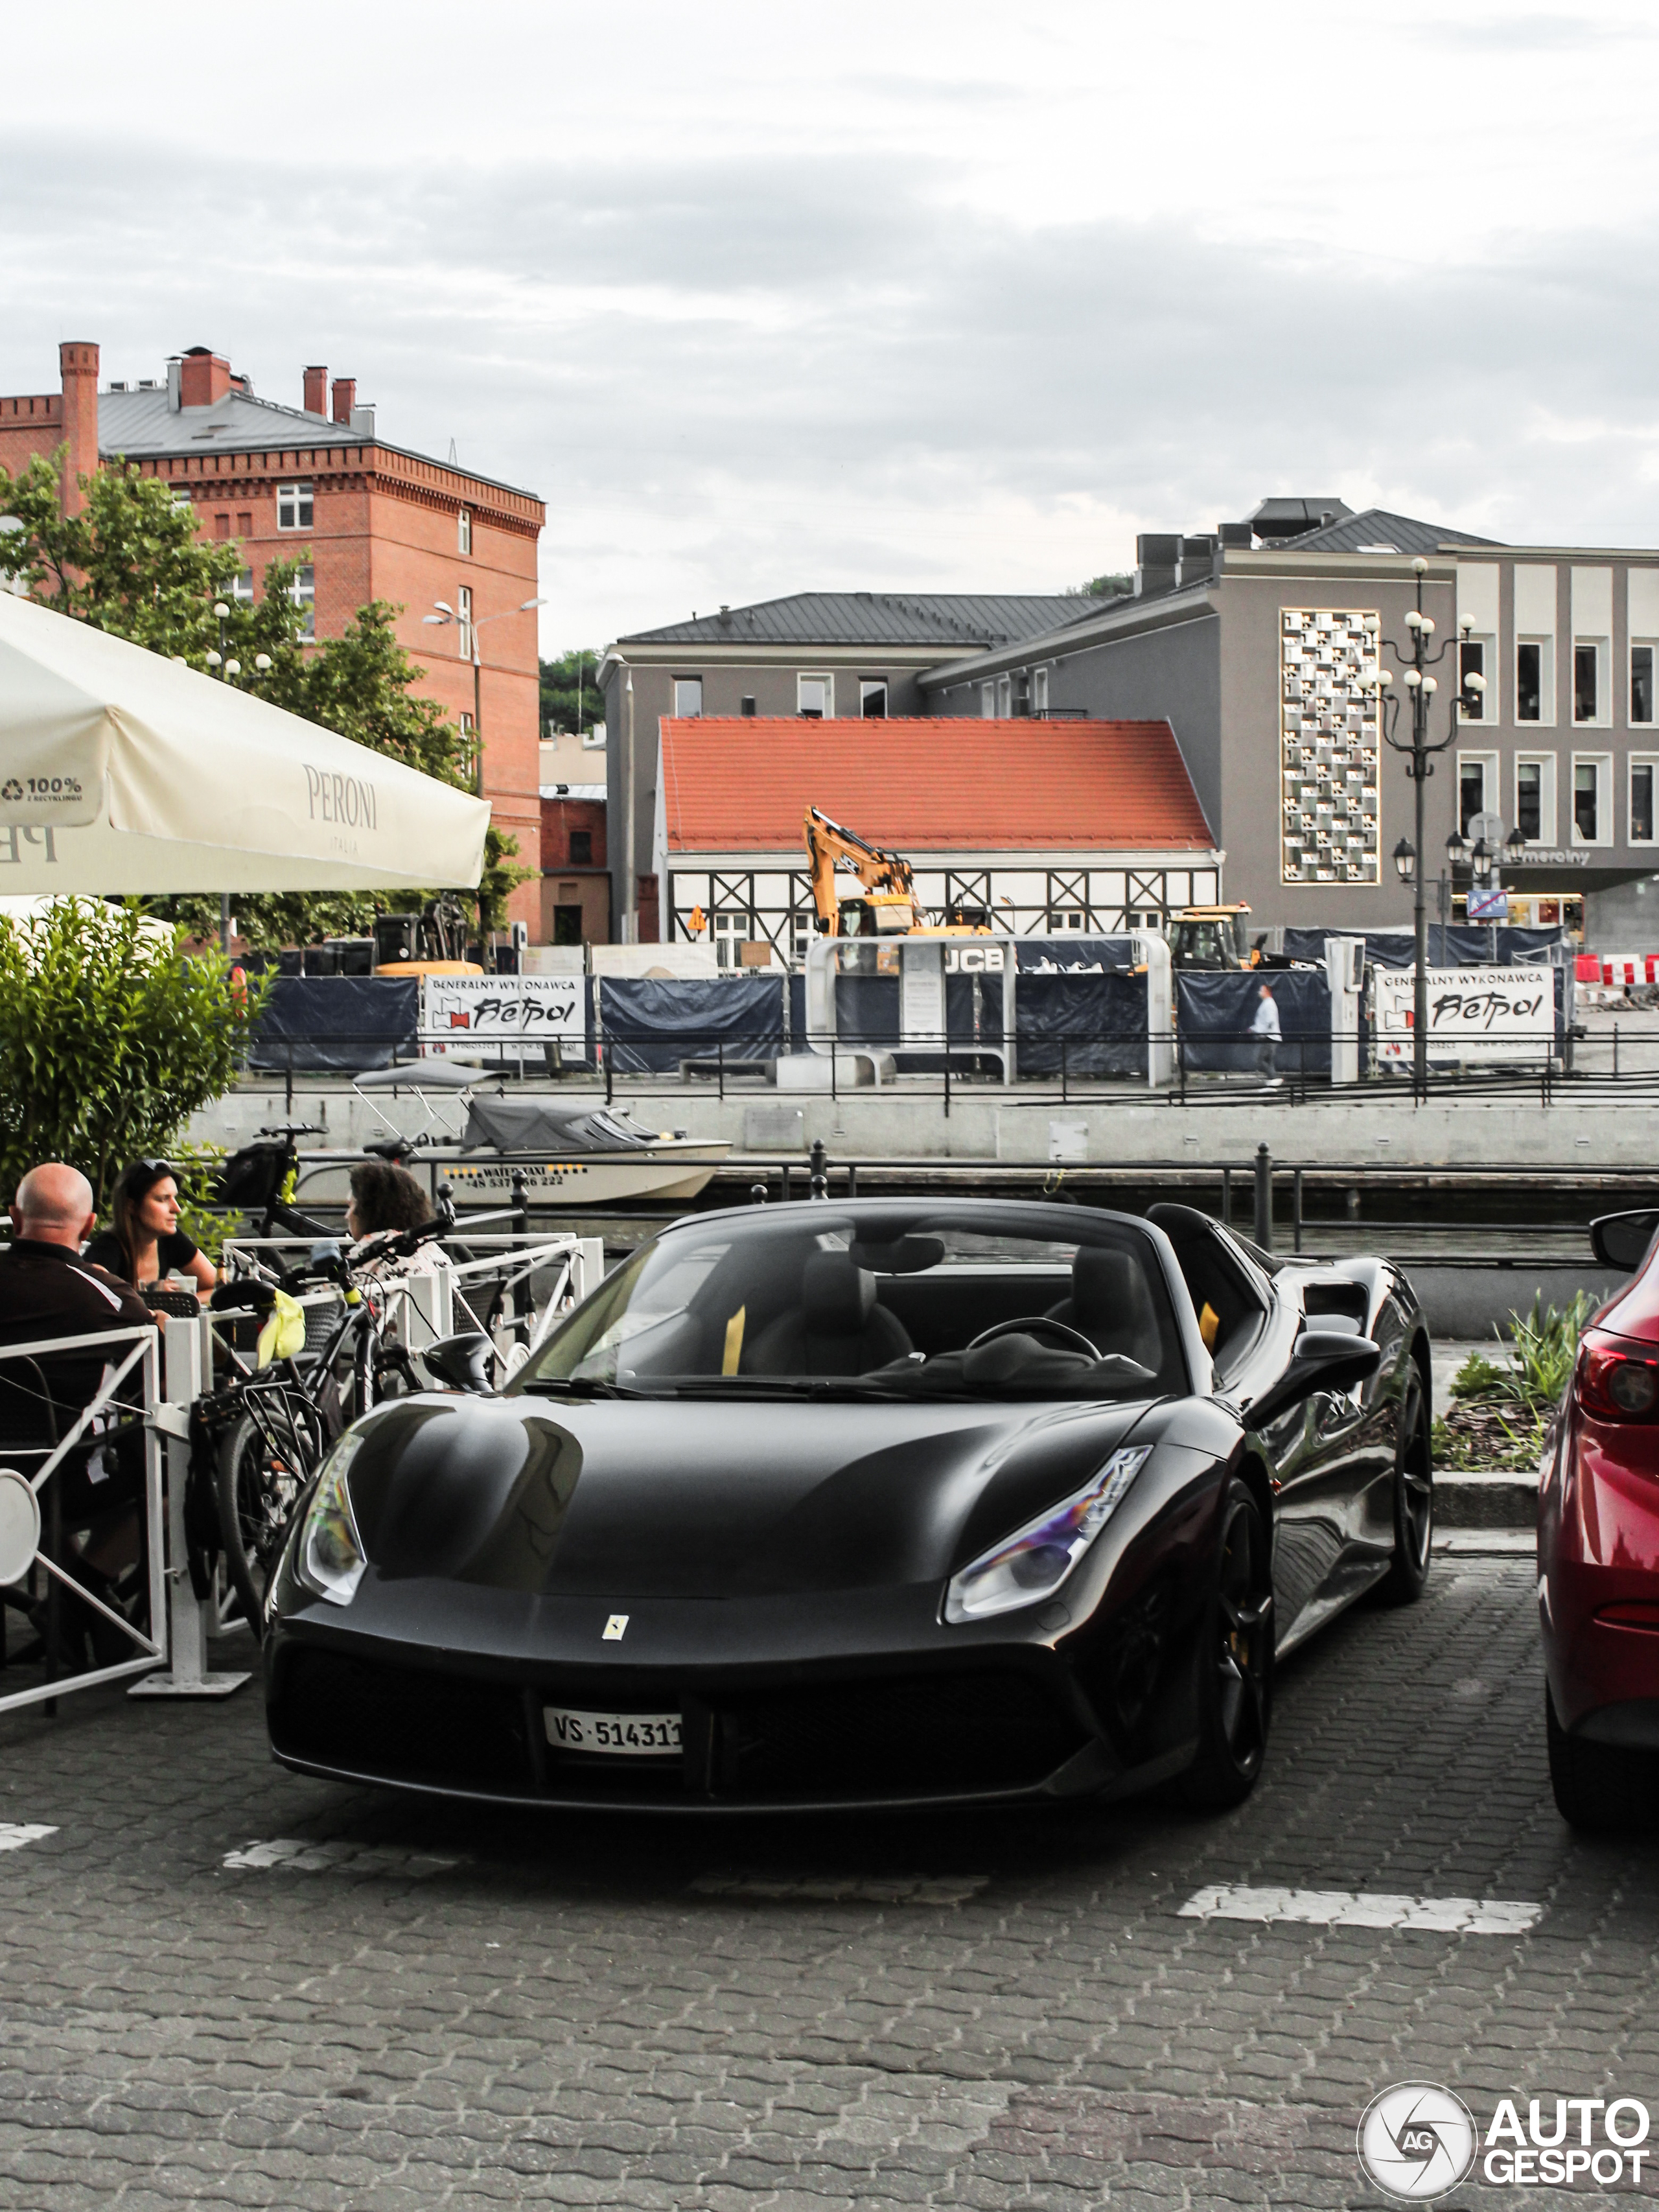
[653,715,1222,964]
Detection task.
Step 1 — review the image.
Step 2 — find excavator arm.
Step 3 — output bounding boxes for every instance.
[803,807,920,936]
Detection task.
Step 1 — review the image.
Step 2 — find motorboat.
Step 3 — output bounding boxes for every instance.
[292,1064,732,1209]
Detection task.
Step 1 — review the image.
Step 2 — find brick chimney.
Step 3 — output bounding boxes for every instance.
[303,364,327,416]
[331,376,356,425]
[58,340,100,516]
[178,347,231,408]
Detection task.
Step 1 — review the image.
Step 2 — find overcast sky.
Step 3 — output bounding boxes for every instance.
[3,2,1656,654]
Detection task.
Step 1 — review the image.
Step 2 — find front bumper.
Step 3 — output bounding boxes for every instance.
[264,1627,1139,1811]
[1540,1406,1659,1739]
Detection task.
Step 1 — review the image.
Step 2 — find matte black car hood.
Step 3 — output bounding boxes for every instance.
[342,1392,1157,1601]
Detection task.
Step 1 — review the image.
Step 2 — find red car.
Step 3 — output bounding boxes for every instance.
[1540,1206,1659,1827]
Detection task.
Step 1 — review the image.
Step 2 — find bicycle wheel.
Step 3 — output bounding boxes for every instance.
[214,1396,322,1636]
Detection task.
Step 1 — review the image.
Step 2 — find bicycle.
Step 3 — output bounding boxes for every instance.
[203,1209,459,1633]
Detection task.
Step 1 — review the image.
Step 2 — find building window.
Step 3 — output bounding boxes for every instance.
[673,676,703,717]
[458,710,478,784]
[1458,637,1491,720]
[290,563,315,642]
[276,482,313,531]
[798,673,831,717]
[996,675,1012,716]
[458,508,472,556]
[1633,642,1656,724]
[1573,754,1611,844]
[230,568,254,605]
[1516,638,1552,723]
[1516,754,1555,844]
[859,679,888,718]
[569,828,593,866]
[1048,906,1086,931]
[711,909,750,968]
[1631,756,1657,843]
[1458,751,1498,835]
[1574,640,1605,724]
[980,683,995,718]
[740,695,756,717]
[457,584,474,658]
[1033,667,1050,714]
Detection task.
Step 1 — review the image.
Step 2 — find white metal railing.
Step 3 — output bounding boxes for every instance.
[0,1321,168,1714]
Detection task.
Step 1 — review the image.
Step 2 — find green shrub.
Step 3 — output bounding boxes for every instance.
[0,900,267,1211]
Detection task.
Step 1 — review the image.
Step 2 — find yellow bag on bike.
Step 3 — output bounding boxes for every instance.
[256,1288,307,1368]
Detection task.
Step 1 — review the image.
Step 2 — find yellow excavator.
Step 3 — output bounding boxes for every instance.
[803,808,990,938]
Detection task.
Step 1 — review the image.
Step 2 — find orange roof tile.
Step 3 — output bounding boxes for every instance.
[659,717,1213,853]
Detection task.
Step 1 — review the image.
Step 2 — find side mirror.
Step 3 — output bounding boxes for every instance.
[1246,1330,1382,1432]
[423,1331,496,1394]
[1590,1210,1659,1273]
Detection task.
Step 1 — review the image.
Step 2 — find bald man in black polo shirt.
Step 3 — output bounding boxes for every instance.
[0,1164,155,1653]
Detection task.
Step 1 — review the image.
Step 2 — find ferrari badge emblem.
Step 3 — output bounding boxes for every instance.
[602,1614,629,1641]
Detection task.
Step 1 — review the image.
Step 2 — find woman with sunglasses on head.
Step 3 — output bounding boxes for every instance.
[83,1159,217,1300]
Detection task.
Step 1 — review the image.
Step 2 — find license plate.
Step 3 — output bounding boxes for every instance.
[544,1706,682,1757]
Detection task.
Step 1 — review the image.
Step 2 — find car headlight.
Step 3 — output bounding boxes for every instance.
[293,1432,369,1607]
[944,1445,1152,1624]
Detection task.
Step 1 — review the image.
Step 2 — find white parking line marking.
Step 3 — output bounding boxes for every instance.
[691,1872,988,1905]
[222,1837,465,1878]
[1178,1883,1541,1933]
[0,1824,57,1854]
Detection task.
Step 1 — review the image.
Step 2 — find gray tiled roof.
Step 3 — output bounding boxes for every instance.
[99,386,354,457]
[616,590,1109,649]
[1285,506,1504,555]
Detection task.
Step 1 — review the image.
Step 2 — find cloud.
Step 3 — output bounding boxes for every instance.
[5,126,1659,646]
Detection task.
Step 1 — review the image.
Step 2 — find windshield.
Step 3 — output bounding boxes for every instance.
[511,1206,1187,1400]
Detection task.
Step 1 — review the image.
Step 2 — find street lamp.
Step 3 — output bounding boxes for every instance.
[1371,557,1468,1094]
[1393,837,1416,884]
[424,594,547,795]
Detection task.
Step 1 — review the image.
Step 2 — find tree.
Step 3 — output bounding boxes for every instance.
[0,900,267,1209]
[540,648,605,739]
[0,450,529,942]
[1066,573,1134,600]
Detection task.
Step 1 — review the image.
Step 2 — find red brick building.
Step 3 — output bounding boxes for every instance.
[539,792,609,946]
[0,340,546,929]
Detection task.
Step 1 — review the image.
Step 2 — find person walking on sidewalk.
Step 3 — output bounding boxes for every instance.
[1252,981,1282,1085]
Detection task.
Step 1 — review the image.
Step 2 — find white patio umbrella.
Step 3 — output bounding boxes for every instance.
[0,591,488,892]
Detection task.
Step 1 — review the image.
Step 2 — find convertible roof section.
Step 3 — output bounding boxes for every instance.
[658,717,1216,854]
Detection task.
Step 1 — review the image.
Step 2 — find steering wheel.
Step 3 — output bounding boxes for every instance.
[966,1316,1102,1360]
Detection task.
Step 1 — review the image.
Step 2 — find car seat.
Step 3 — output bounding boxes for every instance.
[747,1252,914,1377]
[1045,1246,1164,1368]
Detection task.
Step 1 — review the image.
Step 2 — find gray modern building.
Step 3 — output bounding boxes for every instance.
[599,502,1659,947]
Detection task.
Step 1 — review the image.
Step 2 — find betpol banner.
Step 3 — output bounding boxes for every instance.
[1371,966,1553,1064]
[423,975,584,1053]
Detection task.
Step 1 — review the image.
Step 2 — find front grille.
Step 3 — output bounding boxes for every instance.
[271,1647,533,1794]
[270,1647,1085,1806]
[715,1670,1082,1799]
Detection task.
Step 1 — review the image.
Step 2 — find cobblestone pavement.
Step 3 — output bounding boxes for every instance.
[2,1555,1657,2210]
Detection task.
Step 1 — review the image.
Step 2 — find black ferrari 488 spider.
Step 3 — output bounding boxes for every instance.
[263,1197,1433,1813]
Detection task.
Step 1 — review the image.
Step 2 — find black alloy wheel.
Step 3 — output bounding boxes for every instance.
[1378,1363,1433,1604]
[1179,1477,1274,1810]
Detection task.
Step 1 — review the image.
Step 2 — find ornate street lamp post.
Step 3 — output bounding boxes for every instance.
[1365,559,1485,1094]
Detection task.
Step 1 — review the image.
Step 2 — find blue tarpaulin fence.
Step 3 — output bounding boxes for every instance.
[1015,971,1147,1075]
[246,975,419,1073]
[599,975,785,1075]
[1282,926,1565,968]
[1176,970,1332,1077]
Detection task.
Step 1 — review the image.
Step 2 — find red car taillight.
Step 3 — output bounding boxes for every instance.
[1576,1340,1659,1421]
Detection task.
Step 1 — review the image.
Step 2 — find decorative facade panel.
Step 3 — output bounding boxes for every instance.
[1281,608,1381,885]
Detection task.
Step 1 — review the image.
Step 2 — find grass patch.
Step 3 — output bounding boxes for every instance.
[1433,1291,1595,1472]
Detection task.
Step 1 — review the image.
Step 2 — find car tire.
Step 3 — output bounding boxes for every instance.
[1179,1477,1274,1811]
[1377,1362,1433,1605]
[1546,1687,1658,1832]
